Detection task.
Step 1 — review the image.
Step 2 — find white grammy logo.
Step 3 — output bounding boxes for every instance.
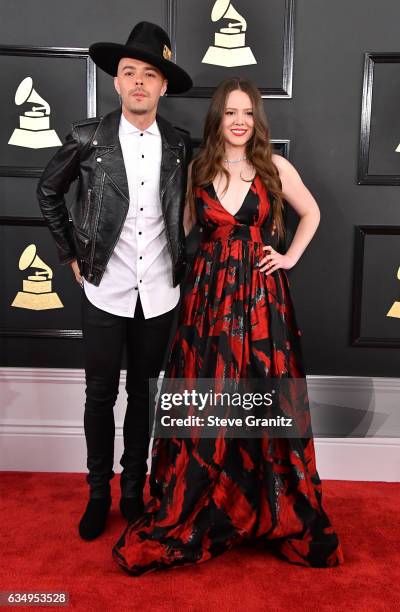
[8,77,62,149]
[202,0,257,67]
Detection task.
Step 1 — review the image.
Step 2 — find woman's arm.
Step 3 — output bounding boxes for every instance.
[271,153,321,268]
[258,154,320,275]
[183,200,194,237]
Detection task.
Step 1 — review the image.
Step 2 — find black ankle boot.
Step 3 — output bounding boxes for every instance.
[119,497,144,524]
[78,497,112,541]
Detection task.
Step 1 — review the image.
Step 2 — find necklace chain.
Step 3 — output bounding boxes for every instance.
[223,156,247,164]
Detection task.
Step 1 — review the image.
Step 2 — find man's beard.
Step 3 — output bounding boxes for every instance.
[131,108,148,115]
[128,101,151,115]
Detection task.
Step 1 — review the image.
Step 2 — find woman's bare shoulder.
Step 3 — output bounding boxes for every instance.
[271,153,296,175]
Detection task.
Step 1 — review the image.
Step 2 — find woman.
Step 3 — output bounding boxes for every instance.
[112,77,344,574]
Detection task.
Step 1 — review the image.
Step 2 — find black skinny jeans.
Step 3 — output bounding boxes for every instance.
[81,290,177,499]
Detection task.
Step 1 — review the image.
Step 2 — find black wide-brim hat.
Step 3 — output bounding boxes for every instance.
[89,21,193,94]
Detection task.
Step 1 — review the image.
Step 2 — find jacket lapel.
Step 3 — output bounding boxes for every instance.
[157,114,184,207]
[91,108,130,203]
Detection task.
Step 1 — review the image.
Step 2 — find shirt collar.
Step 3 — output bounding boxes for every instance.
[119,113,160,136]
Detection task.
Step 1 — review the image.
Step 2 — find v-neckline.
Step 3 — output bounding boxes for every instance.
[211,175,255,218]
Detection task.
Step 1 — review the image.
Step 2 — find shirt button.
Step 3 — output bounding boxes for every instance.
[141,181,144,185]
[134,286,138,290]
[139,280,142,283]
[142,154,145,158]
[138,231,142,235]
[93,140,98,145]
[140,207,143,211]
[176,158,180,164]
[140,133,144,137]
[96,157,101,162]
[139,256,143,259]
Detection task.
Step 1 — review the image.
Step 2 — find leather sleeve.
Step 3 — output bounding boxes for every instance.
[36,127,80,265]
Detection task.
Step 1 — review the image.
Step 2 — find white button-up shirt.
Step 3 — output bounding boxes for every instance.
[83,113,180,318]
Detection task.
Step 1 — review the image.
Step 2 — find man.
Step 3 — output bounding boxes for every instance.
[37,22,193,540]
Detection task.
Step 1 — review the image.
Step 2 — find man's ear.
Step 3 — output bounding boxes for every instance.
[161,79,168,96]
[114,76,120,96]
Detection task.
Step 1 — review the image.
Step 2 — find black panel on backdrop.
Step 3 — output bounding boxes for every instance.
[351,226,400,347]
[358,53,400,185]
[0,177,76,218]
[0,219,82,338]
[0,46,96,178]
[168,0,295,98]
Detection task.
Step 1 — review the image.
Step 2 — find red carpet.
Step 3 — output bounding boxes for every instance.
[0,472,399,611]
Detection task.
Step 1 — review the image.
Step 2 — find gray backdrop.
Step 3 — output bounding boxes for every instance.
[0,0,399,375]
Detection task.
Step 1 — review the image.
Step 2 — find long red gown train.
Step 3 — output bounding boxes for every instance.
[112,175,344,574]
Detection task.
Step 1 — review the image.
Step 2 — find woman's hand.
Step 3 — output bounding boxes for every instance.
[70,259,83,287]
[258,245,295,275]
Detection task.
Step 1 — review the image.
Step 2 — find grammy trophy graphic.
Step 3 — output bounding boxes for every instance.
[8,77,62,149]
[12,244,63,310]
[202,0,257,67]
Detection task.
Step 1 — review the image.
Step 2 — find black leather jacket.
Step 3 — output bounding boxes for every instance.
[37,108,192,287]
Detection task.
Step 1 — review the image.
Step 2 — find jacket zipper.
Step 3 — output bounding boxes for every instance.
[82,188,92,229]
[77,232,90,247]
[88,173,105,279]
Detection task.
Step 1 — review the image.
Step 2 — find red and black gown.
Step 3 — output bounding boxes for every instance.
[112,175,344,574]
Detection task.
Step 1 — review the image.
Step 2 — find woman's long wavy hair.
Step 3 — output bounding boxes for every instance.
[188,77,285,242]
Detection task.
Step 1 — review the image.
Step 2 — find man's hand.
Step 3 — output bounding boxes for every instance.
[70,259,83,287]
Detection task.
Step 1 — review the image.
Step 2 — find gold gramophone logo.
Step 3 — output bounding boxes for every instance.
[202,0,257,67]
[8,77,62,149]
[387,266,400,319]
[12,244,63,311]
